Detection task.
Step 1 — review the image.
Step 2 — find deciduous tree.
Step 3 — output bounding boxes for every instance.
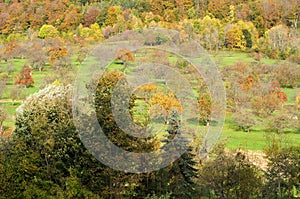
[15,64,34,87]
[232,108,258,132]
[115,48,134,71]
[27,43,47,71]
[200,145,263,199]
[0,106,7,134]
[38,24,59,39]
[48,46,69,69]
[83,6,100,27]
[150,92,182,124]
[264,138,300,198]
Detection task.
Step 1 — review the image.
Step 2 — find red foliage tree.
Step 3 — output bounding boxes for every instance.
[269,81,288,104]
[15,64,34,87]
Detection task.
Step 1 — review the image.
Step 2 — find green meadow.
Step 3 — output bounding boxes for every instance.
[1,51,299,151]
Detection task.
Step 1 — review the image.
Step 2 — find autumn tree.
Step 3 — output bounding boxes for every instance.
[83,6,100,27]
[0,78,6,99]
[207,0,238,20]
[43,0,66,26]
[27,3,44,30]
[296,93,300,129]
[89,23,103,40]
[3,42,20,60]
[258,25,293,59]
[139,83,157,103]
[59,5,82,31]
[48,46,69,69]
[231,108,258,133]
[150,92,182,124]
[10,85,26,105]
[105,6,122,27]
[251,81,287,117]
[222,62,288,117]
[15,64,34,87]
[198,93,212,126]
[221,61,253,111]
[193,16,223,51]
[225,24,246,50]
[0,106,7,134]
[224,21,258,50]
[76,47,89,65]
[115,48,134,71]
[27,43,47,71]
[267,108,298,134]
[6,33,24,43]
[273,63,300,88]
[77,23,103,40]
[38,25,59,39]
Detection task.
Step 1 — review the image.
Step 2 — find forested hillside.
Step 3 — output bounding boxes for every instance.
[0,0,299,198]
[0,0,299,60]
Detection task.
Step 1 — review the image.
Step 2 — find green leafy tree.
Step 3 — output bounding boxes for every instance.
[94,70,159,197]
[200,144,264,199]
[264,138,300,198]
[0,84,103,198]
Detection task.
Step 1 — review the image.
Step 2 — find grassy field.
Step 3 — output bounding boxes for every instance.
[283,88,300,104]
[211,51,280,67]
[1,51,299,151]
[222,117,300,150]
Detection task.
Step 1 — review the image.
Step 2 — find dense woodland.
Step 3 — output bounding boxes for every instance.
[0,0,300,198]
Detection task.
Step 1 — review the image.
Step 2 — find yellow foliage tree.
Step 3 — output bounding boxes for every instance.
[90,23,103,40]
[296,92,300,105]
[150,92,182,123]
[225,24,246,50]
[105,6,122,27]
[139,83,157,102]
[48,46,68,67]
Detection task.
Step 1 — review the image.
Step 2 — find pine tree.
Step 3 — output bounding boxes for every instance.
[163,109,199,198]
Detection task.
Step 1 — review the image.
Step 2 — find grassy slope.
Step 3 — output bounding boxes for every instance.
[1,51,299,150]
[211,51,299,150]
[0,59,53,127]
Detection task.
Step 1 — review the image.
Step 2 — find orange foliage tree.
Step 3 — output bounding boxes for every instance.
[48,46,68,69]
[115,48,134,71]
[251,81,287,116]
